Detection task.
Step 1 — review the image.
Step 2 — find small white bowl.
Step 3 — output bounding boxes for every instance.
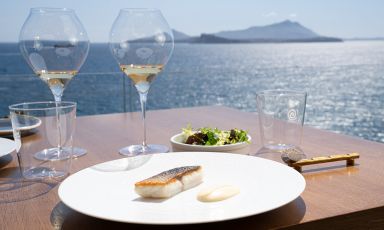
[170,133,251,153]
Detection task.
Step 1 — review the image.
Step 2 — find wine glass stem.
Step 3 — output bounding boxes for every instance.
[54,95,63,154]
[139,92,148,148]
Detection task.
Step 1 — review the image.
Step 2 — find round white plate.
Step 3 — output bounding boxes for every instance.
[58,152,305,225]
[0,137,15,157]
[0,117,41,136]
[170,133,251,152]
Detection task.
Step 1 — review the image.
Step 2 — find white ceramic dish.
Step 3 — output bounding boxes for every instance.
[58,152,305,225]
[0,116,41,136]
[0,137,15,157]
[170,133,251,152]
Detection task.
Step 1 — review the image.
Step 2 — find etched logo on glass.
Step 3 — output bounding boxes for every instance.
[287,109,298,121]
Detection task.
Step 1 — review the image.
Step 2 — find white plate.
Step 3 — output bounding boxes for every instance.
[170,133,251,152]
[0,117,41,136]
[0,137,15,157]
[58,152,305,225]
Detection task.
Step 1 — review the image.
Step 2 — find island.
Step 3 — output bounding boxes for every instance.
[173,20,342,43]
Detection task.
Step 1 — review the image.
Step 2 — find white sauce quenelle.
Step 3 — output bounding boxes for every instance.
[197,185,240,202]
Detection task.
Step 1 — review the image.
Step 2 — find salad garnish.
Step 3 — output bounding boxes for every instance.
[182,125,249,146]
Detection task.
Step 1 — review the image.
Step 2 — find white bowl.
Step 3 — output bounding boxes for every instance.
[170,133,251,153]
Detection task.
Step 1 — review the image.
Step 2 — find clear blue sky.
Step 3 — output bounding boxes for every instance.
[1,0,383,42]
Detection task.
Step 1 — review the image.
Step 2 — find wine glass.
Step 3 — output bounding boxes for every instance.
[19,8,89,159]
[109,8,174,156]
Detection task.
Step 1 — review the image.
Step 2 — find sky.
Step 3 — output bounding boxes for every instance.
[1,0,384,42]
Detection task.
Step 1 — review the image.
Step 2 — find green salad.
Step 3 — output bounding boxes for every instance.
[182,125,250,146]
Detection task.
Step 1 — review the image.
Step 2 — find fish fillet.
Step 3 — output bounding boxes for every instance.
[135,166,203,198]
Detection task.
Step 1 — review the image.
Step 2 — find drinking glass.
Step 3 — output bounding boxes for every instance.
[10,101,76,180]
[109,8,174,156]
[256,89,307,160]
[19,8,89,158]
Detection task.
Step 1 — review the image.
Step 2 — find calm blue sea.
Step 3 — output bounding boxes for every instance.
[1,41,384,143]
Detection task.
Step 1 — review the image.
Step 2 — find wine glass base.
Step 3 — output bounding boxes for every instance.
[119,144,169,157]
[34,147,72,161]
[34,147,86,160]
[72,147,87,158]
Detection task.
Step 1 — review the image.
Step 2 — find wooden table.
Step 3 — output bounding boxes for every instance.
[1,106,384,229]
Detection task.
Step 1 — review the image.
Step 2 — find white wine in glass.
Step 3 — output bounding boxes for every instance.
[19,8,89,159]
[37,70,77,98]
[120,64,163,93]
[110,9,174,156]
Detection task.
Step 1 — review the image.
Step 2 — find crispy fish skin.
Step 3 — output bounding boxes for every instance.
[135,166,203,198]
[135,166,201,186]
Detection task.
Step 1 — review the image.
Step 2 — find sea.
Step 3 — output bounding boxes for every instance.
[1,41,384,143]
